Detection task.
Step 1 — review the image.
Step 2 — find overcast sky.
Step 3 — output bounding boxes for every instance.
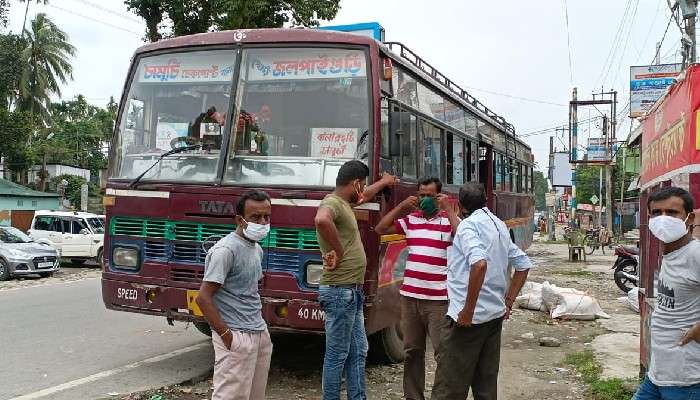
[5,0,683,171]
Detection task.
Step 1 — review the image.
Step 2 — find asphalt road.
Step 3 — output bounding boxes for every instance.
[0,278,213,400]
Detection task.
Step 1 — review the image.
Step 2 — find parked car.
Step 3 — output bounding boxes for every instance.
[28,211,104,265]
[0,225,59,280]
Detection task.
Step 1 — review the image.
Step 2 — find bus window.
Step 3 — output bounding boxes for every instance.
[446,132,465,185]
[495,153,504,190]
[469,141,478,182]
[530,166,534,193]
[381,98,390,158]
[395,68,419,108]
[224,48,370,186]
[421,120,442,179]
[513,161,521,192]
[402,114,418,179]
[417,82,445,122]
[522,164,529,193]
[504,157,512,192]
[479,146,489,185]
[112,49,237,182]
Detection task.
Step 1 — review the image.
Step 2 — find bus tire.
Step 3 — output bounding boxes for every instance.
[193,321,212,337]
[368,323,404,364]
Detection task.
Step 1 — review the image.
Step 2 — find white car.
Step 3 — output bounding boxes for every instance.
[28,211,105,265]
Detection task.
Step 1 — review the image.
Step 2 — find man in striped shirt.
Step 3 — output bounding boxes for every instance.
[375,177,460,400]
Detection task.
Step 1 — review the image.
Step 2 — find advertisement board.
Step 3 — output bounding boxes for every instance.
[138,50,235,84]
[550,152,572,187]
[640,65,700,189]
[310,128,358,158]
[587,137,609,161]
[630,64,682,118]
[247,49,366,81]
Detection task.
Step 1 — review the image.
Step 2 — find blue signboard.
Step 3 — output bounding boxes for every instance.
[318,22,384,41]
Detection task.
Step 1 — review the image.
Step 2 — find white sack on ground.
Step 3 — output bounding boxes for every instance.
[515,281,547,312]
[518,281,610,320]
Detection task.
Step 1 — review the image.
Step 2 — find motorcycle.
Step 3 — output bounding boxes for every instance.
[612,244,639,293]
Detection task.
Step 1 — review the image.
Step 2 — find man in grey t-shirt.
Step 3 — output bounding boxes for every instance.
[196,190,272,400]
[633,187,700,400]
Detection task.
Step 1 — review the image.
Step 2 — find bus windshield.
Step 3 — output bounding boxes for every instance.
[112,49,237,182]
[224,48,370,186]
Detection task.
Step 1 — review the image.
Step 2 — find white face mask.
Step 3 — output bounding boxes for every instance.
[241,219,270,242]
[648,215,689,244]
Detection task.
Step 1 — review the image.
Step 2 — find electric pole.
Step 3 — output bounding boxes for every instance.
[570,88,578,228]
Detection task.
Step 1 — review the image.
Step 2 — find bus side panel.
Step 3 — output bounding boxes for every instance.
[365,238,406,335]
[493,191,535,250]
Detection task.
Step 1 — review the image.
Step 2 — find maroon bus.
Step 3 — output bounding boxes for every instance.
[102,28,535,362]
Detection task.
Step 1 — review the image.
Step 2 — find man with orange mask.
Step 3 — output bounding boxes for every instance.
[314,160,397,400]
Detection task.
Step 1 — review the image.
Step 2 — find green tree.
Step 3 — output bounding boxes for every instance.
[0,1,47,29]
[0,34,27,110]
[19,13,76,121]
[0,108,37,182]
[51,173,86,208]
[533,170,548,211]
[45,95,115,176]
[125,0,341,42]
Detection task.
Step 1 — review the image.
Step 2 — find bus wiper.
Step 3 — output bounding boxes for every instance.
[128,145,201,189]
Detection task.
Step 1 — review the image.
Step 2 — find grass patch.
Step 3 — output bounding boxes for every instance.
[565,351,637,400]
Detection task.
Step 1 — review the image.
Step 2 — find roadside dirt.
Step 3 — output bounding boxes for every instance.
[0,262,101,291]
[113,238,636,400]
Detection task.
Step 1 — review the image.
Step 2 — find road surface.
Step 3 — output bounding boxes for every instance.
[0,278,212,400]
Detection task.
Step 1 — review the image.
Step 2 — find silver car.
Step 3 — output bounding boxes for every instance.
[0,226,60,280]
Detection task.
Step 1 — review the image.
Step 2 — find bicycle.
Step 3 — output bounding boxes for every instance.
[584,228,611,255]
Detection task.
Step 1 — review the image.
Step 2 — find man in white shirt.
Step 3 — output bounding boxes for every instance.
[431,182,532,400]
[633,186,700,400]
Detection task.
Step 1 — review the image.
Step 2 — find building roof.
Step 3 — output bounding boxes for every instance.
[0,179,59,198]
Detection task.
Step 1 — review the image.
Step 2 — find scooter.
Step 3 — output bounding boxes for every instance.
[612,245,639,293]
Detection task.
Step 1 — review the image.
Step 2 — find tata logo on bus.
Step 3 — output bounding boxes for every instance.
[199,200,235,215]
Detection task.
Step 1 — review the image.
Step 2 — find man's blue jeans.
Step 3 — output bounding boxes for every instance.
[633,376,700,399]
[319,285,368,400]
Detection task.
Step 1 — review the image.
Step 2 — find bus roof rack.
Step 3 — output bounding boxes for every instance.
[384,41,516,137]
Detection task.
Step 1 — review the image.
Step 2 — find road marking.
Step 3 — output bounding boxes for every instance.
[9,342,210,400]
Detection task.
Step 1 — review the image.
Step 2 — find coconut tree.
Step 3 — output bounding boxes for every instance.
[19,13,75,122]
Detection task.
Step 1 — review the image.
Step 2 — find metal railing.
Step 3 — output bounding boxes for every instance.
[385,41,516,137]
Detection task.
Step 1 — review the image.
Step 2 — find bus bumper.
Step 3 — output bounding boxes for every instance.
[101,278,325,332]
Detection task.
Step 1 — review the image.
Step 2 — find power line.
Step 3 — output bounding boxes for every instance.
[519,115,603,138]
[594,0,634,88]
[634,0,661,62]
[46,4,142,37]
[655,10,677,63]
[68,0,144,25]
[603,0,639,89]
[561,0,574,84]
[462,86,568,107]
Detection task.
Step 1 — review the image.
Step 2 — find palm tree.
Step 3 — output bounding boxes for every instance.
[19,13,76,122]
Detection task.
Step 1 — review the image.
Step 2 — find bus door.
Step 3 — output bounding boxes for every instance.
[478,142,494,210]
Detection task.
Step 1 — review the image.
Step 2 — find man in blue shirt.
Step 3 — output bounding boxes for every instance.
[432,182,532,400]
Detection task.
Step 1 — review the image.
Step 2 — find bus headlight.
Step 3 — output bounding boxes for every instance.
[112,247,139,270]
[306,263,323,286]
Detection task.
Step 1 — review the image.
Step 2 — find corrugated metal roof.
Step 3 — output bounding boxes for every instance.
[0,179,60,198]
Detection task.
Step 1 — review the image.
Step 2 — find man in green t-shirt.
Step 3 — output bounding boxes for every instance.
[314,160,397,400]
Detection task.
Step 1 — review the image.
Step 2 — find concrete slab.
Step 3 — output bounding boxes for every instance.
[592,332,640,380]
[600,313,640,334]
